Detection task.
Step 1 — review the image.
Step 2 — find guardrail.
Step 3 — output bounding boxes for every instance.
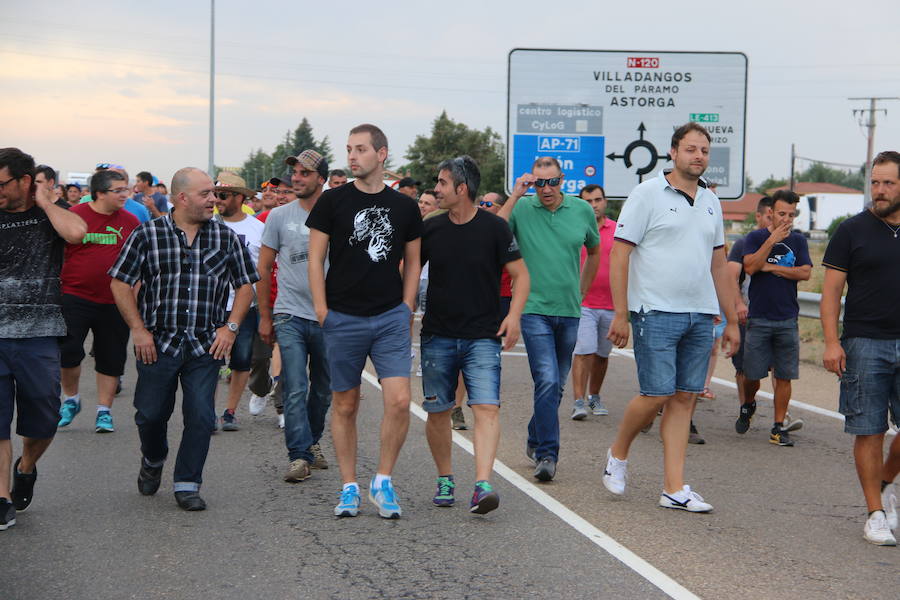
[797,291,843,320]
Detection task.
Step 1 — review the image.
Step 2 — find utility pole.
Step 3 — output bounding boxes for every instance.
[207,0,216,177]
[850,96,898,200]
[789,143,796,192]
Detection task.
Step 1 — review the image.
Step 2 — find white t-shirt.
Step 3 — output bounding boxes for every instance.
[614,170,724,315]
[222,214,265,310]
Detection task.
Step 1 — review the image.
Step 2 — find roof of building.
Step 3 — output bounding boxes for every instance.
[768,182,862,195]
[721,192,763,222]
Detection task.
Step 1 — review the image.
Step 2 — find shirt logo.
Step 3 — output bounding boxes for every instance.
[349,207,393,262]
[83,226,125,245]
[707,207,714,215]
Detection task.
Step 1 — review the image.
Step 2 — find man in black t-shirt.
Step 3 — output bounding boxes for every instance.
[420,157,529,515]
[822,150,900,546]
[307,124,423,519]
[0,147,87,531]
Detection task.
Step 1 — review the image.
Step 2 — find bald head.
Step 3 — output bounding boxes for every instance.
[170,167,215,225]
[171,167,207,197]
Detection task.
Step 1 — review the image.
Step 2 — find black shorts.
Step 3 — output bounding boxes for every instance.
[59,294,130,376]
[0,337,61,440]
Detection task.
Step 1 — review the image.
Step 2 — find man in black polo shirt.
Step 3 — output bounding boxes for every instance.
[822,150,900,545]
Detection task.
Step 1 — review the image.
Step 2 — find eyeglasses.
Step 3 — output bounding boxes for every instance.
[479,201,494,208]
[96,163,125,170]
[0,176,21,189]
[216,192,237,200]
[533,177,562,188]
[275,188,295,195]
[104,187,130,194]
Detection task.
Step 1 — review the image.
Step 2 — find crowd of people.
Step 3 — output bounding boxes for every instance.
[0,124,897,547]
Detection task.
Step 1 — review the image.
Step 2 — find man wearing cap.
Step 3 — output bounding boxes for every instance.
[213,172,265,432]
[397,177,420,199]
[258,150,333,482]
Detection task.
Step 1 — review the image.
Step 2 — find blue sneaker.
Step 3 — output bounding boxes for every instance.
[368,479,402,519]
[58,399,81,427]
[95,411,114,433]
[433,476,455,507]
[469,480,500,515]
[334,485,361,517]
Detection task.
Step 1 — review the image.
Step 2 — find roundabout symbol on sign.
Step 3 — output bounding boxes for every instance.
[606,122,671,184]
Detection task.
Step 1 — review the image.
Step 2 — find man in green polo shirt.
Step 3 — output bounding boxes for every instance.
[498,157,600,481]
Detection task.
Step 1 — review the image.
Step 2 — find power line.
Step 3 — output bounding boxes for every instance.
[849,96,900,199]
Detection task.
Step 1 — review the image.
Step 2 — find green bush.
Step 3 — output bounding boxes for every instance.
[827,214,853,238]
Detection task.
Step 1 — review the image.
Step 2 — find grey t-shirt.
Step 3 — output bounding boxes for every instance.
[260,201,326,321]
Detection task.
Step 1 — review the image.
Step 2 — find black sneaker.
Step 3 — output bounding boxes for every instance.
[0,498,15,531]
[688,422,706,445]
[770,427,794,447]
[221,410,239,432]
[525,443,536,465]
[735,401,756,434]
[138,459,163,496]
[534,457,557,482]
[174,491,207,511]
[11,458,37,512]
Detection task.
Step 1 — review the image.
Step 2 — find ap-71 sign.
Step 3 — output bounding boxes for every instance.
[507,49,748,199]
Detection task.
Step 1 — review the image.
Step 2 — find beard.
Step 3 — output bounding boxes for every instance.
[872,195,900,219]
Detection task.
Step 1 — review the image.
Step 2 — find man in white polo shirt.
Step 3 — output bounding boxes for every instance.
[602,122,739,513]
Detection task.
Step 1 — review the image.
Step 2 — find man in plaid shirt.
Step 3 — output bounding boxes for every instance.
[109,167,258,512]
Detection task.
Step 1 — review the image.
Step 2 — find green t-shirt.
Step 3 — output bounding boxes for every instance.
[509,194,600,317]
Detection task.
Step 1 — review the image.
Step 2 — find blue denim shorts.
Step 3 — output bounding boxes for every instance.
[631,310,713,397]
[420,335,501,413]
[322,303,412,392]
[839,337,900,435]
[742,318,799,381]
[229,307,258,371]
[0,337,61,440]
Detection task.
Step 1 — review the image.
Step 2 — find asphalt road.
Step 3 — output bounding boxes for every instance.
[3,330,898,599]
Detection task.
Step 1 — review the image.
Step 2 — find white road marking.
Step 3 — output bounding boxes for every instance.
[361,370,700,600]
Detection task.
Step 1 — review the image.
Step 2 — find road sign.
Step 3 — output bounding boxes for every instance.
[507,49,748,199]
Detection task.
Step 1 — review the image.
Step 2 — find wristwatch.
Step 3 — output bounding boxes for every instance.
[225,321,239,333]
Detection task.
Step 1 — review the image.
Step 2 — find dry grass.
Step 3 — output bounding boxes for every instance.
[798,240,827,364]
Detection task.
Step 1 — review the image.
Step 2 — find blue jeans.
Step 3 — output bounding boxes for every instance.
[229,306,258,372]
[521,314,580,461]
[274,314,331,462]
[631,310,713,396]
[420,335,502,413]
[133,343,222,492]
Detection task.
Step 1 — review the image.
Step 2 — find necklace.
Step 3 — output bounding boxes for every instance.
[883,220,900,238]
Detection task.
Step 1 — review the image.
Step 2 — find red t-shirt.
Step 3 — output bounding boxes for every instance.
[580,217,616,310]
[500,269,512,298]
[257,210,278,306]
[62,203,140,304]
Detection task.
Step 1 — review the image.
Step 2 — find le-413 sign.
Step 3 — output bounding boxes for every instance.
[507,49,748,199]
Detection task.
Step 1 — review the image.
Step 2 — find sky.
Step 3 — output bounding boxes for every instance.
[3,0,899,193]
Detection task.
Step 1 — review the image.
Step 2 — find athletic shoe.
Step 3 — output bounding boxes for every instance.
[277,414,285,429]
[735,401,756,434]
[11,458,37,511]
[783,413,804,433]
[589,395,609,416]
[688,422,706,445]
[769,426,794,447]
[221,410,239,432]
[534,457,556,482]
[571,398,588,421]
[451,406,467,430]
[58,399,81,427]
[283,459,311,482]
[368,479,402,519]
[95,411,114,433]
[882,483,898,530]
[137,459,163,496]
[248,394,267,415]
[0,499,15,531]
[525,443,536,466]
[659,485,713,512]
[334,485,361,517]
[864,510,897,546]
[212,417,219,433]
[310,444,329,470]
[469,481,500,515]
[432,476,455,507]
[218,366,231,380]
[602,449,627,495]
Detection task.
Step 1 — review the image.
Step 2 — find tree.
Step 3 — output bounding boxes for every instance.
[238,148,273,190]
[797,162,864,191]
[826,214,853,238]
[290,118,334,164]
[755,175,788,194]
[237,117,333,189]
[404,111,506,194]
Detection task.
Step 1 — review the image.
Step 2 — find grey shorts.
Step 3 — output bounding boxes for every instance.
[839,337,900,436]
[742,318,799,381]
[574,307,614,357]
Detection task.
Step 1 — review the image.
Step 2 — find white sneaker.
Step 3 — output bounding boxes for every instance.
[248,394,267,416]
[864,510,897,545]
[659,485,713,513]
[882,483,898,530]
[571,398,588,420]
[277,414,285,429]
[602,449,627,495]
[782,412,804,432]
[416,364,422,377]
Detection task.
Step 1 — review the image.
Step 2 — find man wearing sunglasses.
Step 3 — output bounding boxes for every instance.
[0,147,87,531]
[57,169,139,434]
[498,157,600,482]
[602,122,739,513]
[212,172,266,432]
[109,167,258,512]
